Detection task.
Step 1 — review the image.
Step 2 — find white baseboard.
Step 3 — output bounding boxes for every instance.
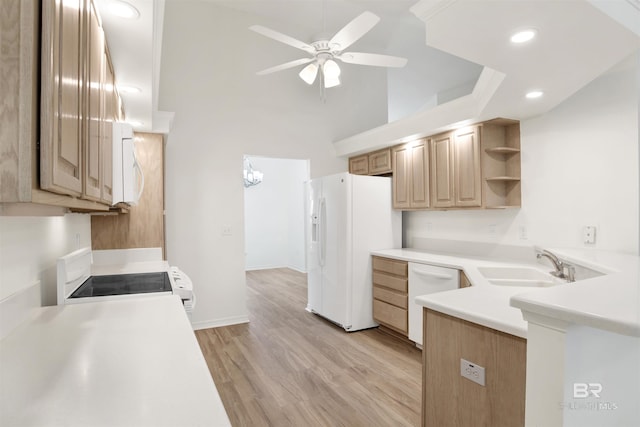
[245,265,307,273]
[191,315,250,331]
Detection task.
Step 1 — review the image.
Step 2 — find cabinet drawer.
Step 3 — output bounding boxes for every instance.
[373,286,407,309]
[373,272,407,293]
[372,256,407,277]
[373,299,408,334]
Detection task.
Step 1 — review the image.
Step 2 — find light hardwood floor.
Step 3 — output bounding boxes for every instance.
[196,268,422,427]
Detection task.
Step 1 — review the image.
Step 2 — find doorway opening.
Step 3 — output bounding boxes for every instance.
[243,156,310,272]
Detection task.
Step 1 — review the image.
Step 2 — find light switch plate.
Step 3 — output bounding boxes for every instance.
[461,358,485,386]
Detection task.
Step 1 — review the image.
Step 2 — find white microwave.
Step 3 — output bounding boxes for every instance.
[112,122,144,206]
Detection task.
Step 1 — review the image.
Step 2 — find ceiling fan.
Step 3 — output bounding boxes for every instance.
[249,11,407,89]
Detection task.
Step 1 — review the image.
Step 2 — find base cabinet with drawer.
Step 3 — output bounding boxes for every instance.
[372,256,408,335]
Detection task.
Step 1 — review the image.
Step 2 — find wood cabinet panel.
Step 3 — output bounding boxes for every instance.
[373,286,407,309]
[393,140,429,209]
[373,256,408,276]
[453,126,482,207]
[349,155,369,175]
[392,145,410,209]
[410,142,429,208]
[373,272,407,293]
[430,133,455,208]
[373,300,408,334]
[460,271,472,288]
[368,148,392,175]
[83,1,103,201]
[100,50,115,204]
[423,309,526,427]
[41,0,84,196]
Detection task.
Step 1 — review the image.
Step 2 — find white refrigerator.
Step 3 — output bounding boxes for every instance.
[306,172,401,331]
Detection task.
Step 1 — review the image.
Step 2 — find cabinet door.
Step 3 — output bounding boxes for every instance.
[430,132,455,208]
[454,126,482,207]
[368,148,392,175]
[40,0,85,196]
[392,145,411,209]
[83,1,104,201]
[100,51,114,204]
[409,141,429,208]
[349,155,369,175]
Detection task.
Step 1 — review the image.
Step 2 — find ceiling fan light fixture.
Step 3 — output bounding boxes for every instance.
[299,63,319,85]
[323,59,341,79]
[324,75,341,88]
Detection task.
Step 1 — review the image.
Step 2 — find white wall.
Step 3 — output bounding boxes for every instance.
[0,214,91,306]
[406,53,639,255]
[244,156,308,272]
[159,2,388,329]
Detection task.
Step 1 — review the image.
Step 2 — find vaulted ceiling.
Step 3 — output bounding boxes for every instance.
[96,0,639,146]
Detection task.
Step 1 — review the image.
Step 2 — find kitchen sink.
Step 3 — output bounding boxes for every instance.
[478,266,565,288]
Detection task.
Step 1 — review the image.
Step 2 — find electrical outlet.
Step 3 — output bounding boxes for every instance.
[583,226,596,244]
[221,225,232,236]
[460,358,485,386]
[488,224,497,234]
[75,233,81,249]
[519,225,528,240]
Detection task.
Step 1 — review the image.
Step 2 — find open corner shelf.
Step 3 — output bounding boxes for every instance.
[485,147,520,155]
[485,176,521,182]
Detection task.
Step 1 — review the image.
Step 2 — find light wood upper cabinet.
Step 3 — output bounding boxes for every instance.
[83,0,104,202]
[368,148,392,175]
[41,0,84,197]
[430,126,482,208]
[349,148,392,176]
[100,51,115,205]
[430,132,455,208]
[453,126,482,207]
[349,154,369,175]
[392,140,429,209]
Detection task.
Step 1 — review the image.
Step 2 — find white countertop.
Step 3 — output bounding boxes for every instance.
[0,294,231,426]
[372,247,640,339]
[510,248,640,337]
[373,248,536,338]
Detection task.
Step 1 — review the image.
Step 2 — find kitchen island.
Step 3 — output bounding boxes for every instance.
[373,245,639,427]
[0,294,231,426]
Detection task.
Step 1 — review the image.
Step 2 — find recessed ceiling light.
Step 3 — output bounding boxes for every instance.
[525,91,544,99]
[117,85,141,94]
[108,1,140,19]
[510,29,537,44]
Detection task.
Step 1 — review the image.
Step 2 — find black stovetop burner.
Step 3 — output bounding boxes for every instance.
[69,272,172,298]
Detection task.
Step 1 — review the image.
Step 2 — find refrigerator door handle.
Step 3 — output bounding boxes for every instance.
[319,198,326,267]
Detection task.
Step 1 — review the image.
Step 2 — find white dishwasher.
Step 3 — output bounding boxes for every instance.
[408,262,460,345]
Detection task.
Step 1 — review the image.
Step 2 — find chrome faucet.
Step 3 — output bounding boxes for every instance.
[536,248,575,282]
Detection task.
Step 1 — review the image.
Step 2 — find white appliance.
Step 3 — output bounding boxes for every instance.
[56,248,195,323]
[408,262,459,345]
[112,122,144,205]
[306,173,401,331]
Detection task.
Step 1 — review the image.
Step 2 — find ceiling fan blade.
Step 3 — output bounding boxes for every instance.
[249,25,316,54]
[256,58,315,76]
[338,52,407,68]
[329,11,380,51]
